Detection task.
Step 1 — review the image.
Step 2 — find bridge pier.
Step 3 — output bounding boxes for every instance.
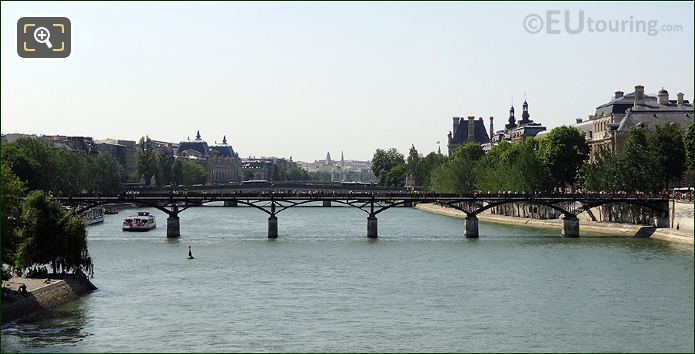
[224,200,238,207]
[562,214,579,237]
[367,215,378,238]
[464,215,479,238]
[322,200,332,207]
[167,215,180,238]
[653,215,669,228]
[268,215,278,239]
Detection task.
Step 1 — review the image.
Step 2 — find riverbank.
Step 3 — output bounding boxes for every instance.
[415,203,694,245]
[1,275,97,325]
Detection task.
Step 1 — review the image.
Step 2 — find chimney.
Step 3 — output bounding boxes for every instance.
[677,92,684,106]
[614,91,624,99]
[467,116,475,142]
[489,116,494,138]
[634,85,645,106]
[657,88,669,105]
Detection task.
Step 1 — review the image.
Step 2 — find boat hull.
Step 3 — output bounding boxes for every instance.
[122,226,157,232]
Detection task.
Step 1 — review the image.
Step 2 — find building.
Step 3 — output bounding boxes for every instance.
[573,85,693,156]
[176,131,242,184]
[241,156,296,181]
[296,151,375,182]
[447,116,490,156]
[94,139,138,181]
[41,135,97,154]
[488,100,546,149]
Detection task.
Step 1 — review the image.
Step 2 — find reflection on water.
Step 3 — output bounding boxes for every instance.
[2,207,693,352]
[2,300,91,351]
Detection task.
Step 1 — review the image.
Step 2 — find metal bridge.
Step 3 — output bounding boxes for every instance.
[55,186,670,239]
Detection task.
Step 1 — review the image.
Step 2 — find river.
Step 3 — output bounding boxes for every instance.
[2,204,693,352]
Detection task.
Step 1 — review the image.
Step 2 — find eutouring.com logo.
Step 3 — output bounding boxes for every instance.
[523,10,683,36]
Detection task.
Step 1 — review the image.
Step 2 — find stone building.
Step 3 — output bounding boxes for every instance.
[447,116,490,156]
[572,85,694,156]
[176,131,242,184]
[488,100,546,149]
[94,139,138,181]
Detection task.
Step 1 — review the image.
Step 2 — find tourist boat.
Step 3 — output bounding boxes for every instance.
[85,208,104,225]
[122,212,156,232]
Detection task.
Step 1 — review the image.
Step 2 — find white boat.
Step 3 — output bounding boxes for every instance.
[122,211,156,232]
[85,208,104,225]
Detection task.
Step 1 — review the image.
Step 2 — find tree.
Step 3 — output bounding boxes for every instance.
[136,136,160,186]
[619,128,654,192]
[14,191,92,274]
[371,148,405,185]
[647,123,686,189]
[430,143,481,193]
[242,170,255,181]
[91,154,125,194]
[179,160,208,185]
[684,122,695,169]
[413,152,448,191]
[382,163,408,187]
[287,167,310,181]
[407,145,419,171]
[537,126,589,190]
[1,162,26,265]
[2,138,57,191]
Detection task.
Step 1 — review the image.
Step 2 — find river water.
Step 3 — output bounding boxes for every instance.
[2,204,693,352]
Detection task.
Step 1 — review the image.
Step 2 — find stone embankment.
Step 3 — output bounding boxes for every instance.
[416,203,693,245]
[2,275,97,324]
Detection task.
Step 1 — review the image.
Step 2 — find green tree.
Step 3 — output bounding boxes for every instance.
[382,163,408,187]
[619,128,654,192]
[413,152,448,191]
[407,145,419,171]
[287,167,310,181]
[647,123,686,189]
[537,126,589,190]
[2,138,56,191]
[684,122,695,169]
[430,143,481,193]
[14,191,92,274]
[1,162,26,265]
[158,154,175,186]
[371,148,405,185]
[242,170,255,181]
[136,136,160,186]
[179,160,208,185]
[91,154,125,194]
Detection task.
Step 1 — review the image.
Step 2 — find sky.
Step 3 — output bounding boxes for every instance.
[1,1,693,161]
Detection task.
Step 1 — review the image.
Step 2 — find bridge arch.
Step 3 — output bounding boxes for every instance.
[70,198,186,216]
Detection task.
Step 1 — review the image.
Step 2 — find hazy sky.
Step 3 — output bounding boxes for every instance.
[2,2,693,161]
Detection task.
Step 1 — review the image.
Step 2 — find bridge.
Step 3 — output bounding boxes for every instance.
[55,185,671,239]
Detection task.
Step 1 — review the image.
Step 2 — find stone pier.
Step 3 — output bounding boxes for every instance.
[653,215,669,228]
[562,214,579,237]
[464,215,479,238]
[167,216,180,238]
[224,200,238,207]
[322,200,332,207]
[268,215,278,239]
[367,216,378,238]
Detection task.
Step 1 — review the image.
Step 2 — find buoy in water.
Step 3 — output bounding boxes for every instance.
[187,245,195,259]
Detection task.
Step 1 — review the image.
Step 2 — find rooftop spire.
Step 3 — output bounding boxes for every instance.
[196,130,201,140]
[222,135,227,144]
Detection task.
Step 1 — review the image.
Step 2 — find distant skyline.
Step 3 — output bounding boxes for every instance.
[1,2,693,161]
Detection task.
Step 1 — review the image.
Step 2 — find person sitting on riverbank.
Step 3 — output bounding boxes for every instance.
[18,283,28,296]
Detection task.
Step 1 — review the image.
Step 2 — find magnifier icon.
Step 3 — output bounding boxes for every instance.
[33,27,53,49]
